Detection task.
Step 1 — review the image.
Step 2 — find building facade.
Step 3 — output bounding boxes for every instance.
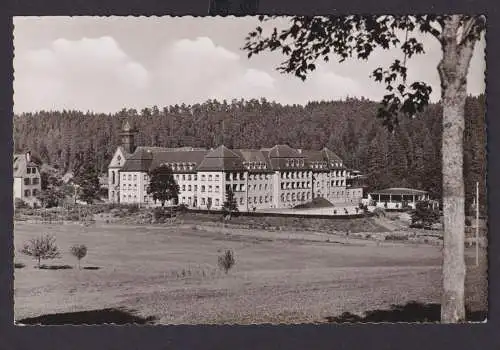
[13,151,42,207]
[108,121,363,210]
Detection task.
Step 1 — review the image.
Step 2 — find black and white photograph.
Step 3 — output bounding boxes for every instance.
[12,15,487,325]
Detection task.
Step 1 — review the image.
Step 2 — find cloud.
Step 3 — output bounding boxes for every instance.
[14,26,486,114]
[14,36,150,113]
[152,36,277,105]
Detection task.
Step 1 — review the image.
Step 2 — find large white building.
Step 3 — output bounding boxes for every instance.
[108,121,363,211]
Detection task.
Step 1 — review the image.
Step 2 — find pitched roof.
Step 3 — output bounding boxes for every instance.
[197,145,245,172]
[268,144,305,159]
[321,147,343,164]
[120,147,154,172]
[120,147,209,173]
[300,149,324,162]
[117,144,345,173]
[233,149,273,173]
[150,150,208,171]
[369,188,428,196]
[13,154,39,177]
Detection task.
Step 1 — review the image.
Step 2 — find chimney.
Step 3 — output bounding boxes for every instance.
[25,151,31,163]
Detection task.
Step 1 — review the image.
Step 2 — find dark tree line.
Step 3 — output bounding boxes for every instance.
[13,95,485,215]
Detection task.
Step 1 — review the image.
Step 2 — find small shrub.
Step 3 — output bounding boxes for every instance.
[383,202,388,209]
[218,249,236,274]
[20,234,61,268]
[70,244,88,269]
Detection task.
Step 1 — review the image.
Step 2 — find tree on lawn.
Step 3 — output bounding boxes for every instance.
[147,165,180,207]
[223,187,239,219]
[37,172,66,208]
[244,14,485,323]
[20,234,61,268]
[70,244,88,270]
[73,147,101,204]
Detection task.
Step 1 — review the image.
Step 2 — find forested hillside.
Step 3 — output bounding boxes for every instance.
[13,95,486,214]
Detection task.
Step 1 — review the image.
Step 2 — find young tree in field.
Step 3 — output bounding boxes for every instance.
[20,234,61,268]
[70,244,88,269]
[244,14,485,322]
[223,187,239,219]
[147,165,180,207]
[218,249,236,274]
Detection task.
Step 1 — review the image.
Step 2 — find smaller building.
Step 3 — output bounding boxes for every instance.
[368,187,430,210]
[13,151,42,207]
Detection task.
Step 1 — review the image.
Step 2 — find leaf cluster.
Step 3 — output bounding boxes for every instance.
[243,15,484,131]
[147,165,180,206]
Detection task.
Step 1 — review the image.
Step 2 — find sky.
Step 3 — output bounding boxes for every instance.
[13,16,486,114]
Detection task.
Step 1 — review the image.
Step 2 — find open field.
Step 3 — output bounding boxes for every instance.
[14,221,487,324]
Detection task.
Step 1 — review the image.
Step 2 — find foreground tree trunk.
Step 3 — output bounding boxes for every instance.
[438,15,477,323]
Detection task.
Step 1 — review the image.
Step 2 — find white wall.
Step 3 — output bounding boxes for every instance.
[196,171,225,209]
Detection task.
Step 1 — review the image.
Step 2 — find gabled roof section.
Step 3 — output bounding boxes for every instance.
[150,150,208,172]
[13,153,39,177]
[116,146,133,160]
[267,144,305,159]
[120,147,154,172]
[322,147,343,164]
[300,149,323,162]
[197,145,245,172]
[265,145,307,170]
[233,149,273,173]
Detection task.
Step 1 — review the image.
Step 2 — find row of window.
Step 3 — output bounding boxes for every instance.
[26,167,38,174]
[243,162,267,170]
[280,192,311,202]
[161,162,196,171]
[23,188,38,197]
[24,177,40,186]
[285,159,305,167]
[115,170,348,185]
[121,173,148,182]
[280,171,311,179]
[247,195,273,204]
[281,181,311,190]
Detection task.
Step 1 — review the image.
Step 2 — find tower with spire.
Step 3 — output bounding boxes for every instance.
[120,120,138,154]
